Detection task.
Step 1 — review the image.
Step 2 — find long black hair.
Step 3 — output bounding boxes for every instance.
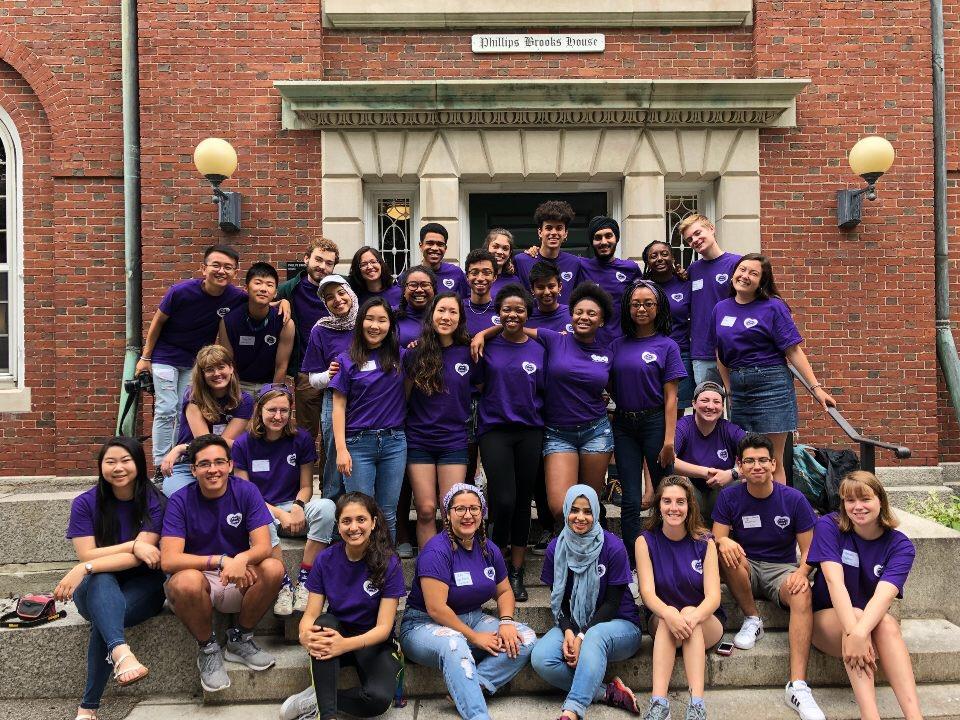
[620,280,672,338]
[347,245,393,295]
[410,292,470,395]
[350,297,401,374]
[335,492,395,590]
[94,437,165,548]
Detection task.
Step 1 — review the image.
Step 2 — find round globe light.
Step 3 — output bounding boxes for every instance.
[848,136,895,178]
[194,138,238,180]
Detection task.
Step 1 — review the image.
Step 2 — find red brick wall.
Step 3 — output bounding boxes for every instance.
[0,0,951,471]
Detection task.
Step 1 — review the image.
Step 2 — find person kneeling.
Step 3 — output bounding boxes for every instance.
[636,476,723,720]
[809,471,922,720]
[531,485,643,719]
[160,434,284,692]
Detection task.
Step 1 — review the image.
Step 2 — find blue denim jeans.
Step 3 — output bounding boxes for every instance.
[343,428,407,540]
[613,408,671,555]
[267,498,336,547]
[531,621,643,717]
[320,389,345,502]
[72,566,167,709]
[162,462,195,497]
[399,607,536,720]
[692,359,719,386]
[150,363,191,465]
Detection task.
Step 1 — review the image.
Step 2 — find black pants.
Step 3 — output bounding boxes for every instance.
[311,613,402,720]
[479,425,543,549]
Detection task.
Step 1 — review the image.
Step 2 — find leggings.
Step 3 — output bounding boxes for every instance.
[310,613,402,720]
[479,424,543,549]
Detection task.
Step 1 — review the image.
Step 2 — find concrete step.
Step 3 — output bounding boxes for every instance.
[876,466,945,488]
[204,617,960,704]
[887,485,955,509]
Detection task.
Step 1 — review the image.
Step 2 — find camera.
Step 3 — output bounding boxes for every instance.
[124,371,155,395]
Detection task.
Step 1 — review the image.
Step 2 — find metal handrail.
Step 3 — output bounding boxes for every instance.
[788,365,911,472]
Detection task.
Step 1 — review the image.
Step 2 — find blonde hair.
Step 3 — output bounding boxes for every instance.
[248,389,296,440]
[836,470,899,532]
[677,213,715,236]
[190,345,242,425]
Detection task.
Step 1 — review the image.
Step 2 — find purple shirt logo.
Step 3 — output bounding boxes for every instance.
[362,580,379,596]
[565,323,574,332]
[522,361,538,374]
[443,277,456,289]
[455,363,470,376]
[774,515,791,529]
[286,453,297,466]
[492,315,501,326]
[597,563,607,578]
[264,334,277,345]
[715,273,729,284]
[743,318,758,328]
[561,271,574,282]
[615,271,627,282]
[671,292,684,302]
[226,512,243,527]
[590,354,609,364]
[641,351,658,364]
[874,564,884,578]
[217,307,232,317]
[691,559,704,574]
[483,566,496,580]
[717,449,729,461]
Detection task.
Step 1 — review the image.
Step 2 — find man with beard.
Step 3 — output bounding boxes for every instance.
[578,215,642,346]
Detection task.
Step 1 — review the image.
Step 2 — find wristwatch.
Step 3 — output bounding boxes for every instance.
[84,563,94,575]
[731,467,741,482]
[293,499,306,509]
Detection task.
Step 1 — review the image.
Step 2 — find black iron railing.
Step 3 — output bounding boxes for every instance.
[789,365,911,473]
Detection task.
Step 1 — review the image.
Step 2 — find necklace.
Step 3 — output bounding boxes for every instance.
[469,299,492,314]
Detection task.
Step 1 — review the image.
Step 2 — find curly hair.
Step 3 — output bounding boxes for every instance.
[645,475,709,540]
[569,281,614,324]
[443,488,493,565]
[397,264,438,317]
[190,345,243,425]
[335,492,396,590]
[410,292,470,396]
[534,200,575,228]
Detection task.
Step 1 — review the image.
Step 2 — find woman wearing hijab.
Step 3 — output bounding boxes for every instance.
[531,485,643,719]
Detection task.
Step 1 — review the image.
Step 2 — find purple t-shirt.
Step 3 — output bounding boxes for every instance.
[300,324,353,374]
[161,477,273,557]
[405,344,477,451]
[675,416,747,492]
[528,304,572,333]
[152,279,247,368]
[66,486,165,543]
[538,328,610,427]
[223,306,286,384]
[514,251,582,305]
[642,528,721,619]
[357,283,402,309]
[709,297,803,369]
[175,388,255,447]
[329,348,406,433]
[407,533,508,615]
[579,257,642,317]
[490,271,521,301]
[177,387,253,445]
[659,275,692,354]
[608,334,687,412]
[476,335,545,435]
[431,262,469,297]
[230,428,318,505]
[465,300,500,337]
[712,482,817,564]
[688,252,741,360]
[808,513,916,612]
[542,530,641,627]
[305,543,407,634]
[291,274,330,356]
[396,308,427,347]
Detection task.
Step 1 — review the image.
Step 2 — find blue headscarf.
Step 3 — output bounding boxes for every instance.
[550,484,604,630]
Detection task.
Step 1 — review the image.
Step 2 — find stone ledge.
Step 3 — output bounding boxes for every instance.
[322,0,754,29]
[276,79,809,130]
[0,384,30,413]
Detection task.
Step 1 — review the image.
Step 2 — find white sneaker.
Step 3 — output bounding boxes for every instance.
[293,583,310,613]
[273,585,294,617]
[280,685,318,720]
[785,680,826,720]
[734,615,764,649]
[628,569,640,600]
[396,542,414,559]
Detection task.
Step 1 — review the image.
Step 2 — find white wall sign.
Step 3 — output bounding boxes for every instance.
[471,34,605,53]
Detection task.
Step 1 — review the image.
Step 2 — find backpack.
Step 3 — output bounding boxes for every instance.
[793,444,860,514]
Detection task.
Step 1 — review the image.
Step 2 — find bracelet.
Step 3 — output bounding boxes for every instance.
[140,356,151,361]
[293,499,306,509]
[810,383,823,391]
[132,539,138,555]
[499,615,514,621]
[205,555,213,571]
[218,554,226,571]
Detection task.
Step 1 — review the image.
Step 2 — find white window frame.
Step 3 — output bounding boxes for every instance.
[364,184,421,272]
[664,181,717,268]
[0,106,26,411]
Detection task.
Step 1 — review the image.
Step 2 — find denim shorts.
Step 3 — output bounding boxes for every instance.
[728,363,798,434]
[677,352,695,410]
[407,446,469,466]
[543,416,614,456]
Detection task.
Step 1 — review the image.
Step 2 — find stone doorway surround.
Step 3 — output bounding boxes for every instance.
[274,78,809,264]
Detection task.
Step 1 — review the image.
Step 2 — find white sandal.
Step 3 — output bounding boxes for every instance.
[110,652,149,687]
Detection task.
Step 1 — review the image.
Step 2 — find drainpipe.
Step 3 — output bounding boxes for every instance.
[116,0,142,436]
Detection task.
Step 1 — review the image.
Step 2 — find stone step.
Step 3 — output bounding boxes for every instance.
[876,466,946,488]
[204,617,960,704]
[886,485,955,509]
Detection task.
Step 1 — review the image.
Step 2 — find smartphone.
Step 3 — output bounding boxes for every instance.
[715,641,735,656]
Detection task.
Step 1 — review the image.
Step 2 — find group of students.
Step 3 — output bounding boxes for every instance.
[54,200,923,720]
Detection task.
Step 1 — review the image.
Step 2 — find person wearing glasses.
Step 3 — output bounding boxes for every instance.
[231,386,336,616]
[400,484,536,720]
[136,245,247,473]
[711,433,825,720]
[161,434,284,693]
[395,264,438,347]
[347,245,401,307]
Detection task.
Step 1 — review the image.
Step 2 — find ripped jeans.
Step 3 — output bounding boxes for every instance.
[399,607,536,720]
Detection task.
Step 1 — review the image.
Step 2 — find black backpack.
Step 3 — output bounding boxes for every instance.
[792,444,860,514]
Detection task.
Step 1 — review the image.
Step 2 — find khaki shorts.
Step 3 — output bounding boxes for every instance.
[747,559,798,608]
[202,570,244,613]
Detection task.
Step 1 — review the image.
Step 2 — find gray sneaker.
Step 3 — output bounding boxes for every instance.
[685,701,706,720]
[197,642,231,692]
[224,629,276,671]
[643,699,672,720]
[280,685,318,720]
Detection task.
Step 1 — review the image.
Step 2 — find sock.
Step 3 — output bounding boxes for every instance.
[198,633,217,648]
[298,563,312,583]
[281,572,293,589]
[690,697,704,707]
[651,696,669,706]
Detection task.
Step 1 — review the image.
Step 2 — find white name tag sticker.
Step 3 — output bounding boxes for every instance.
[742,515,762,529]
[360,360,377,372]
[692,279,704,291]
[720,315,737,327]
[251,459,270,473]
[454,571,473,587]
[212,423,227,435]
[238,335,256,346]
[841,549,860,567]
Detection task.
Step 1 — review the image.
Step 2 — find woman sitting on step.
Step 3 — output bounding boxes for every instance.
[635,475,723,720]
[531,484,644,719]
[808,471,921,720]
[399,483,536,720]
[281,492,406,720]
[54,437,167,720]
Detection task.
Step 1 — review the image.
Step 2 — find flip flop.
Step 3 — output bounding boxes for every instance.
[111,652,149,687]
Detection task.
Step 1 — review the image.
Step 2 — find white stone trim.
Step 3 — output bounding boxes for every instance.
[0,105,27,409]
[0,384,30,413]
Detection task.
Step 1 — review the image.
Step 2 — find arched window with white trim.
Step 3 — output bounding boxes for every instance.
[0,107,23,395]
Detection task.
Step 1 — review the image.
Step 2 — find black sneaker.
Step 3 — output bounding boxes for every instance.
[531,530,551,556]
[508,565,528,602]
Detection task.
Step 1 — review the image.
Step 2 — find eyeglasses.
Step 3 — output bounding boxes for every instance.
[405,281,433,290]
[740,457,773,466]
[193,458,230,470]
[451,505,483,517]
[359,260,380,269]
[264,408,290,416]
[630,301,658,310]
[205,262,237,272]
[467,269,495,278]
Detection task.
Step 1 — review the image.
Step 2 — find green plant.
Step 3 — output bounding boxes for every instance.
[907,491,960,531]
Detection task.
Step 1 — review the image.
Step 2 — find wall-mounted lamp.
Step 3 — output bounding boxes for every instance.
[194,138,242,233]
[837,135,895,230]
